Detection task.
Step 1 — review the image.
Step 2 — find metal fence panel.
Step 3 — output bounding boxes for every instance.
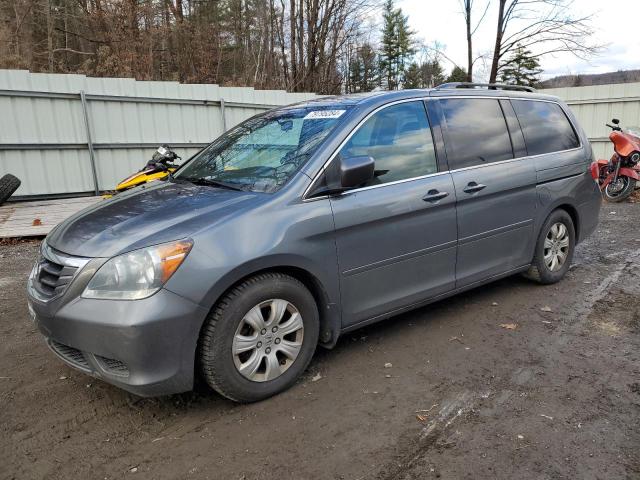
[2,69,640,198]
[0,70,318,197]
[542,82,640,160]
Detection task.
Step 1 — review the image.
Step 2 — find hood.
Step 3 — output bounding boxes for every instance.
[46,181,265,258]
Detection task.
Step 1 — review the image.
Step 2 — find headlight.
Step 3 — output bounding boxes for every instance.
[82,240,193,300]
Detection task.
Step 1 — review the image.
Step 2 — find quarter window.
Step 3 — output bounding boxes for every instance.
[511,100,579,155]
[338,101,437,185]
[439,98,513,169]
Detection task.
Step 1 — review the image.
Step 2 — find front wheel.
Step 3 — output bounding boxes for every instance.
[604,176,636,202]
[198,273,319,402]
[524,209,575,285]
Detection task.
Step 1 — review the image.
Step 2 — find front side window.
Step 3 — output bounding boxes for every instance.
[338,101,437,186]
[511,100,579,156]
[439,98,513,169]
[176,106,351,192]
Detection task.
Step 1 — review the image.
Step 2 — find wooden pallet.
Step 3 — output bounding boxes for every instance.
[0,197,103,238]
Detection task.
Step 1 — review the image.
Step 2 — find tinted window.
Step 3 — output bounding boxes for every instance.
[512,100,579,155]
[339,101,437,185]
[440,98,513,169]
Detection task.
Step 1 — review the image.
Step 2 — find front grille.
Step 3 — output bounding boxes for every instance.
[49,339,90,370]
[31,242,89,300]
[33,259,79,298]
[95,355,130,377]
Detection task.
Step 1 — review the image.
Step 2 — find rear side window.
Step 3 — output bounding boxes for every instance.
[339,101,437,185]
[439,98,513,169]
[512,100,579,156]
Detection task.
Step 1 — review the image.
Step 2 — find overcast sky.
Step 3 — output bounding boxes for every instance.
[396,0,640,80]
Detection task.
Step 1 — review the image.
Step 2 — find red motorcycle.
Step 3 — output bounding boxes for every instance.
[591,118,640,202]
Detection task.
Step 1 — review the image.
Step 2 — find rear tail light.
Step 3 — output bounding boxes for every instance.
[589,162,600,180]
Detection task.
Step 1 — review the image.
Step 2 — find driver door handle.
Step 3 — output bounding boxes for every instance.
[463,181,487,194]
[422,190,449,202]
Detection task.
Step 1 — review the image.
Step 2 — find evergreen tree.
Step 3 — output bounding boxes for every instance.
[379,0,415,90]
[402,59,446,89]
[446,66,468,83]
[499,46,542,87]
[421,59,446,87]
[403,62,422,89]
[347,43,379,92]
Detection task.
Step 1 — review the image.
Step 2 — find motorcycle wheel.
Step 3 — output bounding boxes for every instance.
[0,174,21,206]
[604,177,636,202]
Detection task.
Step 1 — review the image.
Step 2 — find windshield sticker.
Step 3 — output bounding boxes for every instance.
[304,110,346,120]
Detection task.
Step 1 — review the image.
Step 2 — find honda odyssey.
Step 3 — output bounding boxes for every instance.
[27,83,601,402]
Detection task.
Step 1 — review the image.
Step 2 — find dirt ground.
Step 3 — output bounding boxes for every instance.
[1,198,639,480]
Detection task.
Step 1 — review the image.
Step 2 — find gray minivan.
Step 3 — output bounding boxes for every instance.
[27,83,601,402]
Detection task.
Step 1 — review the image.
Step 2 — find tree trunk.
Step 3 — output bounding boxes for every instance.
[46,0,53,71]
[489,0,506,83]
[297,0,304,89]
[465,0,472,82]
[289,0,296,90]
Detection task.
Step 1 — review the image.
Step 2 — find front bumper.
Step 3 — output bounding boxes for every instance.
[29,286,209,397]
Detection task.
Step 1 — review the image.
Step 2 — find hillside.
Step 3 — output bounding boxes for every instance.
[539,69,640,88]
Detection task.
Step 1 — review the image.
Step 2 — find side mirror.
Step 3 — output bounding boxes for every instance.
[612,118,620,125]
[339,155,375,189]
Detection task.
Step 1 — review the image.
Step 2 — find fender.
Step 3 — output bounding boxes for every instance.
[600,167,640,189]
[199,254,342,347]
[619,167,640,180]
[590,161,606,180]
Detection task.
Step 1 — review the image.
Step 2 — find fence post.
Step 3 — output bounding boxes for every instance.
[79,90,100,195]
[220,97,227,132]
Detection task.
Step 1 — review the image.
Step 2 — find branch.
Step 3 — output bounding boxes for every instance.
[52,48,96,56]
[471,1,491,36]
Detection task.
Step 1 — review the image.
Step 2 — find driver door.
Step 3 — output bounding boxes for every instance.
[328,101,458,326]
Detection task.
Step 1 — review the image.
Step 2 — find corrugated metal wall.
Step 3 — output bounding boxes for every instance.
[2,69,639,198]
[0,70,318,197]
[541,82,640,160]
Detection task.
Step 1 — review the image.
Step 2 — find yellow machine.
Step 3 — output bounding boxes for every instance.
[107,145,180,196]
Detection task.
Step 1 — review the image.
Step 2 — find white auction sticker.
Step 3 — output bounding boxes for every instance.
[303,110,346,120]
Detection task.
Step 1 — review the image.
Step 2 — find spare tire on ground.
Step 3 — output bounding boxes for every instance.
[0,174,21,206]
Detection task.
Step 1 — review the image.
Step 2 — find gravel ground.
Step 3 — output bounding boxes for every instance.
[1,198,639,480]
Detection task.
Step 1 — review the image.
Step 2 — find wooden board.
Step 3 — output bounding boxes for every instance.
[0,197,103,238]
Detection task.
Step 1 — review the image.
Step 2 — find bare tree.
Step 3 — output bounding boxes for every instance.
[0,0,381,93]
[460,0,489,82]
[488,0,602,83]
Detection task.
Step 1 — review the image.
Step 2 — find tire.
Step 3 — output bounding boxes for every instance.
[604,176,636,202]
[0,174,21,205]
[198,272,319,403]
[524,209,575,285]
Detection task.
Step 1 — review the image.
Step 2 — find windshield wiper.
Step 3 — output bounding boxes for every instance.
[182,177,243,191]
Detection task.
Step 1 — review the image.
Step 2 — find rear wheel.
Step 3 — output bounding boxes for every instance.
[524,209,575,285]
[0,174,21,205]
[604,176,636,202]
[198,273,319,402]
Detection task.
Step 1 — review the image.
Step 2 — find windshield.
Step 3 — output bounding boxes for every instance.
[175,105,352,192]
[625,126,640,138]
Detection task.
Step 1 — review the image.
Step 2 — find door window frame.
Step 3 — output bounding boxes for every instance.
[303,95,584,201]
[436,96,516,171]
[509,98,582,156]
[433,96,583,174]
[302,98,448,201]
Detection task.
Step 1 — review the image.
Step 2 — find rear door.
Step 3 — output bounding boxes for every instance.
[325,100,458,326]
[436,97,537,287]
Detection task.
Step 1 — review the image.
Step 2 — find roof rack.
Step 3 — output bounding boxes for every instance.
[434,82,536,93]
